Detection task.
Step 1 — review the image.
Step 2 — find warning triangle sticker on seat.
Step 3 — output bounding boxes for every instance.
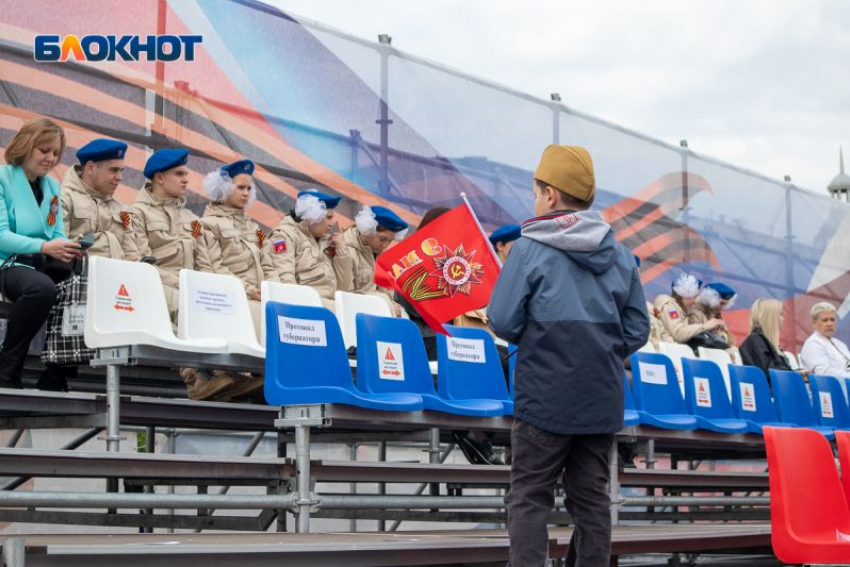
[118,284,129,297]
[385,347,395,361]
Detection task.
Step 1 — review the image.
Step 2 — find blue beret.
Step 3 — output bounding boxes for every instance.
[221,159,254,178]
[705,282,737,300]
[144,149,189,179]
[298,189,341,209]
[76,139,127,165]
[489,224,521,245]
[371,206,408,232]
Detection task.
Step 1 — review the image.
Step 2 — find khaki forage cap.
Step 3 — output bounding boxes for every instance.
[533,145,595,202]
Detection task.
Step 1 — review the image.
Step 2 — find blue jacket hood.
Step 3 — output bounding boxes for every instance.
[521,210,617,275]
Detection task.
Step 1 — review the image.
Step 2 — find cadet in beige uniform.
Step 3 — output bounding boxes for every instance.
[61,138,131,260]
[123,149,214,315]
[123,149,235,401]
[689,282,737,348]
[43,139,130,391]
[266,189,353,309]
[654,273,724,344]
[201,159,276,339]
[341,205,408,314]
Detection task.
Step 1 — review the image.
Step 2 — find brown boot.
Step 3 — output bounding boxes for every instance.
[178,367,235,401]
[218,371,265,403]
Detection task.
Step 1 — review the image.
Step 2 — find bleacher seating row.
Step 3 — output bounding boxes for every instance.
[86,257,850,441]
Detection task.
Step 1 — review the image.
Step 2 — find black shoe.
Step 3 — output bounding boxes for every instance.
[617,442,637,469]
[36,366,71,392]
[453,431,504,466]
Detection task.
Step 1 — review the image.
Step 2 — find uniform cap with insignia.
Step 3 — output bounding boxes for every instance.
[297,189,341,209]
[533,145,595,202]
[370,205,408,233]
[221,159,255,178]
[76,139,128,165]
[143,148,189,179]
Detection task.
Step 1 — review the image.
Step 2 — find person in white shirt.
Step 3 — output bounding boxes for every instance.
[800,302,850,398]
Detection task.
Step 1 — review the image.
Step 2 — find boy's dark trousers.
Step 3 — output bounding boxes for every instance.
[505,419,614,566]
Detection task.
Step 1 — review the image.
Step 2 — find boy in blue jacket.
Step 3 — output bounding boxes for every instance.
[489,145,649,566]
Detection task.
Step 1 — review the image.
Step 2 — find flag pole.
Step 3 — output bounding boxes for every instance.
[460,192,503,268]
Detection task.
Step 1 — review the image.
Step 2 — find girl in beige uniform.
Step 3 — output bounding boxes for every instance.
[265,189,353,310]
[653,273,724,344]
[341,205,408,314]
[201,159,276,340]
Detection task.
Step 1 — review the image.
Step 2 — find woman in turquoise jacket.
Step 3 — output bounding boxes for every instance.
[0,118,81,389]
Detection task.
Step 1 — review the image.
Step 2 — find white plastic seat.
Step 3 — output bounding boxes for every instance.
[334,290,393,350]
[84,256,226,353]
[697,347,734,401]
[657,341,699,398]
[178,269,264,358]
[638,342,658,354]
[259,281,323,342]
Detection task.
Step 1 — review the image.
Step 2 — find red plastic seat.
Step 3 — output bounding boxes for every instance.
[764,426,850,564]
[836,431,850,513]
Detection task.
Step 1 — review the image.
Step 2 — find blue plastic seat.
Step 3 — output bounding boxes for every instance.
[263,302,423,411]
[623,373,640,427]
[436,325,513,415]
[770,369,835,440]
[809,375,850,431]
[728,365,796,434]
[682,359,748,434]
[629,352,698,430]
[355,314,504,417]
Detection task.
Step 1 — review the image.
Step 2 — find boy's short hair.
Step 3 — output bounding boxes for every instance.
[535,179,594,210]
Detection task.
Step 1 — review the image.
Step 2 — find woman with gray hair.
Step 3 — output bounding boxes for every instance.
[800,302,850,390]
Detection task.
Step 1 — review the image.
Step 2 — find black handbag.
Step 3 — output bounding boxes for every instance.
[0,253,76,283]
[687,331,729,352]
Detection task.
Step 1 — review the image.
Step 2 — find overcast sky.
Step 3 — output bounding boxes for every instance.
[271,0,849,196]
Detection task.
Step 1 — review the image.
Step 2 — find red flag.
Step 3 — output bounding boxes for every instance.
[375,204,501,334]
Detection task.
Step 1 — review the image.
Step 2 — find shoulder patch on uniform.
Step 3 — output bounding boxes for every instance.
[668,310,679,320]
[119,211,132,229]
[191,220,203,238]
[324,246,336,258]
[273,239,287,253]
[256,229,266,248]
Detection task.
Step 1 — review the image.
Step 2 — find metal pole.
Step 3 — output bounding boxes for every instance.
[166,429,176,534]
[0,490,766,510]
[551,93,561,144]
[295,424,312,533]
[105,365,121,452]
[645,439,656,516]
[377,36,393,196]
[141,425,156,534]
[428,428,440,498]
[784,178,798,352]
[105,365,121,499]
[349,442,357,533]
[2,537,24,567]
[276,430,287,533]
[377,441,387,531]
[608,440,620,526]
